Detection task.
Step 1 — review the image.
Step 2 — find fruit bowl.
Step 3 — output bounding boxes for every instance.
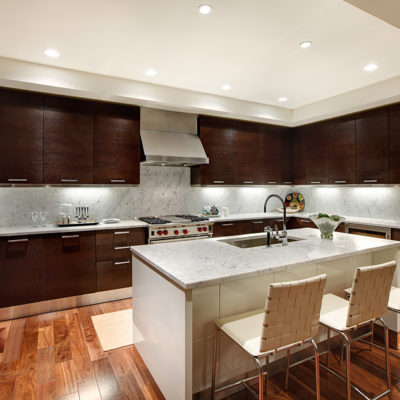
[309,213,345,239]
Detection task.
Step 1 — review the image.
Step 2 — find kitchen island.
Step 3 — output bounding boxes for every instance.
[131,228,400,400]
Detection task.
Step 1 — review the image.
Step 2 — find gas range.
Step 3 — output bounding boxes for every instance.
[138,215,213,244]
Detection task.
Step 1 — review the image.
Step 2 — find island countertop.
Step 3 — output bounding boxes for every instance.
[131,228,400,290]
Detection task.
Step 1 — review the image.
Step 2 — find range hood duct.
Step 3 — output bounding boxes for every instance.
[140,108,209,166]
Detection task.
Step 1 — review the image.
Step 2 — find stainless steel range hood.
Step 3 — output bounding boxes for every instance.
[140,108,209,166]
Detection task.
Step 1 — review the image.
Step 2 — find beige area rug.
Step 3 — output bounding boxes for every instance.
[91,308,144,351]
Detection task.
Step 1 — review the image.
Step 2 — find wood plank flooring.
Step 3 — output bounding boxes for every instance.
[0,299,399,399]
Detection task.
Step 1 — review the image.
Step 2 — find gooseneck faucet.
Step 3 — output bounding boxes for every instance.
[263,194,288,246]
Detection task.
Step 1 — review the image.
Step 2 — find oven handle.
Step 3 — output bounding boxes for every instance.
[149,235,212,244]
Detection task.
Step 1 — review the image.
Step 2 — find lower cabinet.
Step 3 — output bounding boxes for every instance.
[213,218,284,237]
[43,232,96,301]
[286,217,316,229]
[0,236,44,308]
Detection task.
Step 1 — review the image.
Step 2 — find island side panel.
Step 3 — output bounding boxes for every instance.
[132,255,193,400]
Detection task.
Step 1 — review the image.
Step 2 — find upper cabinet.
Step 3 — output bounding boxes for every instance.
[260,124,283,184]
[328,117,356,184]
[44,96,94,184]
[94,103,140,184]
[355,108,389,184]
[291,127,306,184]
[280,128,293,185]
[191,116,234,185]
[389,104,400,184]
[0,88,44,183]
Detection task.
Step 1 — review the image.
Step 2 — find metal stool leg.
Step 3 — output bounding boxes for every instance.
[370,321,374,351]
[310,338,321,400]
[211,327,219,400]
[345,338,351,400]
[284,348,291,391]
[254,358,264,400]
[264,355,269,396]
[380,318,392,400]
[340,336,344,366]
[326,328,331,367]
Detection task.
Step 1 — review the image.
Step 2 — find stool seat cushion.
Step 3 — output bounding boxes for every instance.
[320,293,349,331]
[215,309,265,356]
[345,286,400,312]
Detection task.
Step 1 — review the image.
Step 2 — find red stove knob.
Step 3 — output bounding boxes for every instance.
[157,230,163,236]
[174,230,179,235]
[163,230,168,235]
[183,229,188,234]
[197,227,202,232]
[202,226,208,232]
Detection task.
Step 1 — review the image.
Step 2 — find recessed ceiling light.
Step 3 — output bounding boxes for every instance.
[221,84,231,91]
[364,63,378,72]
[145,69,157,76]
[278,97,288,102]
[198,4,213,14]
[44,49,60,58]
[299,41,312,49]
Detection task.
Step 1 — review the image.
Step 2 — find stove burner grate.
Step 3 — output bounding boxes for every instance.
[175,214,209,222]
[138,217,171,225]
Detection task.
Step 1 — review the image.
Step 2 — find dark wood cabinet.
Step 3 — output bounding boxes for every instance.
[392,229,400,241]
[44,96,94,184]
[356,108,389,184]
[43,232,96,300]
[212,221,246,237]
[0,236,44,307]
[291,127,306,184]
[260,125,282,184]
[389,104,400,183]
[328,117,356,184]
[305,122,329,184]
[191,116,234,185]
[286,217,316,229]
[94,103,140,184]
[280,128,293,184]
[96,228,146,291]
[0,88,43,184]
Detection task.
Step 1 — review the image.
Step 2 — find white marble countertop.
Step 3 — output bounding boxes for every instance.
[131,228,400,290]
[0,219,148,237]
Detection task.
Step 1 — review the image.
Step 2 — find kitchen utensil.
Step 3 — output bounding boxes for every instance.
[211,205,219,215]
[221,207,229,216]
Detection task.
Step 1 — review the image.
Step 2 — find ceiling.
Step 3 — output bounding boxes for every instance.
[0,0,399,112]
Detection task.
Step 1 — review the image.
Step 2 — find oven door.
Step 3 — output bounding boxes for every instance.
[345,223,391,239]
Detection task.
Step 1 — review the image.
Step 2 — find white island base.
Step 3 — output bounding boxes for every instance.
[131,230,400,400]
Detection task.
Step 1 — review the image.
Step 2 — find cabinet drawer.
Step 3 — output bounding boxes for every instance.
[212,221,245,237]
[243,219,270,234]
[97,260,132,292]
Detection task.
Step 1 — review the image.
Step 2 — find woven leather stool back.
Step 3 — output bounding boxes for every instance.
[347,261,396,328]
[259,274,327,353]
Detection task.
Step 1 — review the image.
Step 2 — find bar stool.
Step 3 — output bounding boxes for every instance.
[211,274,327,400]
[319,260,396,400]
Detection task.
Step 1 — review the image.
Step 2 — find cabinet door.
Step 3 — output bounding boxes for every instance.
[0,88,43,184]
[286,217,315,229]
[356,108,389,184]
[280,128,293,184]
[260,125,282,184]
[43,232,96,300]
[234,121,262,184]
[0,236,44,307]
[191,116,234,185]
[243,219,269,234]
[389,104,400,183]
[392,229,400,241]
[328,117,356,184]
[305,122,329,184]
[94,103,140,184]
[212,221,245,237]
[292,127,306,184]
[44,96,93,184]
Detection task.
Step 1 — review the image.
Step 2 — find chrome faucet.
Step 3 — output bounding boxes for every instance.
[263,194,288,246]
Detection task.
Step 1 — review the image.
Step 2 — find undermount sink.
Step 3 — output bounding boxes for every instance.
[219,235,303,249]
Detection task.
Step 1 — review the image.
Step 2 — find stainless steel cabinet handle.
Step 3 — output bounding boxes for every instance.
[61,179,78,183]
[334,180,347,184]
[300,219,310,223]
[310,181,321,184]
[243,181,254,184]
[252,221,263,224]
[222,223,234,227]
[8,238,28,243]
[114,246,130,250]
[283,181,293,184]
[114,260,130,266]
[110,179,126,183]
[213,180,224,184]
[268,181,277,184]
[363,179,378,183]
[8,178,28,182]
[61,234,79,239]
[114,231,130,235]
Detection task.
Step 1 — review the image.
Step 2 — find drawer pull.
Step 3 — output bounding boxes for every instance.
[114,231,130,235]
[114,260,130,266]
[283,181,293,184]
[310,181,321,184]
[213,180,224,184]
[8,238,28,243]
[110,179,126,183]
[334,180,347,184]
[115,246,130,250]
[61,235,79,239]
[363,179,378,183]
[61,179,78,183]
[8,178,27,182]
[268,181,277,184]
[252,221,263,224]
[222,223,234,227]
[300,219,310,223]
[243,181,254,184]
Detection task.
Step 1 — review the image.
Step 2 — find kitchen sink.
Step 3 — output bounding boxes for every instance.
[219,235,303,248]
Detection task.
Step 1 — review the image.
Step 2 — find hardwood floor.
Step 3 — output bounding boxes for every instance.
[0,300,399,399]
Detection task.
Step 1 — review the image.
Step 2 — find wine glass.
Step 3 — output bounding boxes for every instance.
[31,211,40,227]
[39,211,47,226]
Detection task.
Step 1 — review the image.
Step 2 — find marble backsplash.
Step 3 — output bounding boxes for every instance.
[0,166,399,226]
